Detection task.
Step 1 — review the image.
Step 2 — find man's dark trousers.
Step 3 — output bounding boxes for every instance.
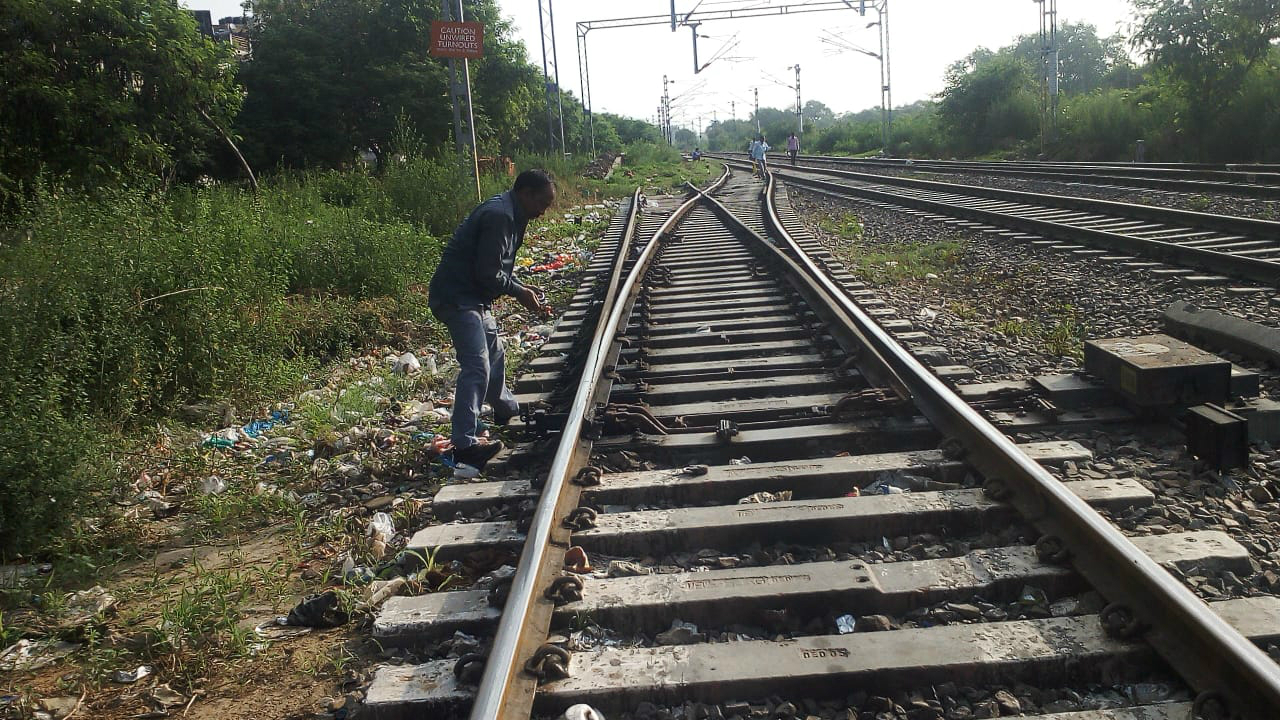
[434,304,519,450]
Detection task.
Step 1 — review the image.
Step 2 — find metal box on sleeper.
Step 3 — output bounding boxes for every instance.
[1083,334,1230,408]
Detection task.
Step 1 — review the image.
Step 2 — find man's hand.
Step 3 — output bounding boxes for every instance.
[515,286,551,316]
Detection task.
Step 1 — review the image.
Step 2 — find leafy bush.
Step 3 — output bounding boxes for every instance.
[1059,90,1151,160]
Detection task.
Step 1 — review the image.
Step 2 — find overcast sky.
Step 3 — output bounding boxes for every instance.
[187,0,1138,129]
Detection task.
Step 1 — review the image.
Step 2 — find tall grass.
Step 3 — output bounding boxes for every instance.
[0,155,507,557]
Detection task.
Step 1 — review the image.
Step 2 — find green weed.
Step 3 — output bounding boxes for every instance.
[993,318,1034,337]
[818,212,864,242]
[845,241,962,284]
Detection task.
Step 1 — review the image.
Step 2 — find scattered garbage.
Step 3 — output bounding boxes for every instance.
[366,577,407,609]
[447,631,481,658]
[564,546,592,574]
[563,704,607,720]
[255,618,312,641]
[918,307,939,322]
[200,475,228,495]
[728,456,752,465]
[285,591,350,628]
[0,639,79,672]
[37,696,80,718]
[861,470,960,495]
[148,684,186,709]
[393,352,421,375]
[862,477,906,494]
[475,565,517,591]
[835,614,857,634]
[678,465,709,477]
[112,664,153,683]
[654,619,705,645]
[737,490,792,504]
[367,511,395,559]
[606,560,651,578]
[61,585,117,628]
[0,563,53,590]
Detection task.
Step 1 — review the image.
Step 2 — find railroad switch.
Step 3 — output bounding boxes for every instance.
[1185,403,1249,471]
[1084,334,1231,409]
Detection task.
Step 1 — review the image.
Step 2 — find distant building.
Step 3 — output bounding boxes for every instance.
[190,9,213,38]
[211,15,256,60]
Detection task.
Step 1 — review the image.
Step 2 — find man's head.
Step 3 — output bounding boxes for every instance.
[512,169,556,219]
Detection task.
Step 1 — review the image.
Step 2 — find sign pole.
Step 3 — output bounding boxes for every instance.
[457,0,482,201]
[432,3,484,201]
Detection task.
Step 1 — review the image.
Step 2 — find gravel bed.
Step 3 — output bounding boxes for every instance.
[790,188,1279,390]
[798,159,1280,220]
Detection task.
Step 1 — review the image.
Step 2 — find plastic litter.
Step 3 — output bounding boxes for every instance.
[367,511,395,559]
[654,619,705,645]
[835,614,857,634]
[149,684,186,709]
[112,665,153,683]
[564,546,592,574]
[0,639,80,672]
[393,352,421,375]
[255,618,312,641]
[562,704,607,720]
[61,585,117,627]
[918,307,939,322]
[200,475,228,495]
[285,591,350,628]
[737,490,792,504]
[728,456,752,465]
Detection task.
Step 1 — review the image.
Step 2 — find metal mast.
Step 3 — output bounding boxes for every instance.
[1035,0,1059,155]
[537,0,566,154]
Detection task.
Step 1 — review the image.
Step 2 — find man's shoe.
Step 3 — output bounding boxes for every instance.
[452,440,504,479]
[493,406,519,427]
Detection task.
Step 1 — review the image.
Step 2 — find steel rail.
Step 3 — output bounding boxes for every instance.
[735,167,1280,717]
[787,153,1280,200]
[469,172,731,720]
[711,154,1280,286]
[711,153,1280,239]
[800,153,1280,185]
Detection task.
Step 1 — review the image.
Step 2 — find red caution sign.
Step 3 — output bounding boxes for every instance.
[430,21,484,59]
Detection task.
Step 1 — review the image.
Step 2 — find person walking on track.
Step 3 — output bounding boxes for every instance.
[428,170,556,478]
[749,135,770,177]
[787,132,799,166]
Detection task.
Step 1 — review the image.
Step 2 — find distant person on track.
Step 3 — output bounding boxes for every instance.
[787,132,799,166]
[429,169,556,478]
[749,135,770,177]
[691,147,702,161]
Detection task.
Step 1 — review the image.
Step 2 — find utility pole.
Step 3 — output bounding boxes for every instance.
[662,75,674,144]
[731,100,736,122]
[537,0,566,154]
[792,64,802,134]
[753,87,760,133]
[1035,0,1059,156]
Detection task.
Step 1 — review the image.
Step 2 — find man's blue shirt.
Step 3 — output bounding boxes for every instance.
[429,191,529,309]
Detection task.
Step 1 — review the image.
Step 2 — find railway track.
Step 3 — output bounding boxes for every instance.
[707,155,1280,288]
[363,167,1280,720]
[779,154,1280,200]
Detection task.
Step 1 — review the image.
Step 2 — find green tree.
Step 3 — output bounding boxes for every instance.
[237,0,541,169]
[0,0,241,198]
[937,51,1039,156]
[1130,0,1280,157]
